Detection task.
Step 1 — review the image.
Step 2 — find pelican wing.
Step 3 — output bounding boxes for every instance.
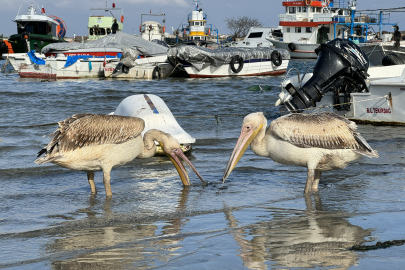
[40,114,145,156]
[269,112,365,150]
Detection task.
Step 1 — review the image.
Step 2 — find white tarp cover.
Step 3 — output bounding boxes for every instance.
[41,32,169,56]
[167,46,290,71]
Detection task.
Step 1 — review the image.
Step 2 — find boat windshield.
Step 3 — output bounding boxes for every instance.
[247,32,263,38]
[17,21,56,36]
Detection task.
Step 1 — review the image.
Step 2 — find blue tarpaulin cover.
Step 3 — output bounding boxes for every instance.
[63,54,122,68]
[28,50,46,65]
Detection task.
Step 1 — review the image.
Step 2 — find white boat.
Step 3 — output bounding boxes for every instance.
[270,0,395,59]
[111,94,196,153]
[18,54,119,79]
[167,46,290,78]
[232,26,282,48]
[275,38,405,125]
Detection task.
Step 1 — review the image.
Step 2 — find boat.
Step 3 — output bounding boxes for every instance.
[358,27,405,66]
[177,0,219,44]
[270,0,396,59]
[167,46,290,78]
[232,26,282,48]
[17,32,169,79]
[87,3,123,41]
[111,94,196,153]
[275,38,405,125]
[5,3,65,54]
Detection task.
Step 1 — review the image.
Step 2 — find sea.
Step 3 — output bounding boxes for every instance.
[1,58,405,270]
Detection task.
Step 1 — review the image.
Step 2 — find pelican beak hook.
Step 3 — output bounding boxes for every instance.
[222,123,263,182]
[159,142,206,186]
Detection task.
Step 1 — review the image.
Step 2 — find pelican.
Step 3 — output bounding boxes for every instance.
[35,113,205,197]
[222,112,378,193]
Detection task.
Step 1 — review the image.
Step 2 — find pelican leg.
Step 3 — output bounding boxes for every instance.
[87,171,97,194]
[102,168,113,197]
[311,170,321,192]
[304,169,315,194]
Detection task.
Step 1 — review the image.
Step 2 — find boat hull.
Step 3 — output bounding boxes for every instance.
[277,65,405,125]
[359,44,405,66]
[183,59,289,78]
[44,48,123,57]
[18,57,118,79]
[270,39,318,59]
[8,34,63,54]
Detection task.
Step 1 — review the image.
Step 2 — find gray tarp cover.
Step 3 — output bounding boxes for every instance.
[167,46,290,71]
[41,32,168,56]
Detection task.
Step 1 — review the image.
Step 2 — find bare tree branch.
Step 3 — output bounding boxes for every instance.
[224,16,263,39]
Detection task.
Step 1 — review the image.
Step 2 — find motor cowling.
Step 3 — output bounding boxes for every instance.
[283,39,369,112]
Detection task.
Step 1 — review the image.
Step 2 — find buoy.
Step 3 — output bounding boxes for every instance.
[306,0,312,5]
[120,15,124,23]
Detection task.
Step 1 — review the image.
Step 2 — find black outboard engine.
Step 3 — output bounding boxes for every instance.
[283,39,369,112]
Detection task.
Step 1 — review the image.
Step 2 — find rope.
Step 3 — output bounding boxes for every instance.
[3,94,389,129]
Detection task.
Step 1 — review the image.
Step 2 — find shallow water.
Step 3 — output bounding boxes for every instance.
[1,59,404,269]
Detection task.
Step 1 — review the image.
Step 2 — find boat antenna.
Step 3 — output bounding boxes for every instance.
[16,3,22,16]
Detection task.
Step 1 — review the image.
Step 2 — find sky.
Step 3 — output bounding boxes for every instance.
[0,0,404,37]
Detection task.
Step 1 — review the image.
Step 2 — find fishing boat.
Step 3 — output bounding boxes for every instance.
[270,0,395,59]
[111,94,196,153]
[87,3,123,41]
[176,0,219,44]
[167,46,289,78]
[5,3,65,54]
[275,38,405,125]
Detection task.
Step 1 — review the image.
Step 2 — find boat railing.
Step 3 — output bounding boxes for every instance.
[278,14,302,22]
[313,14,334,22]
[282,68,302,89]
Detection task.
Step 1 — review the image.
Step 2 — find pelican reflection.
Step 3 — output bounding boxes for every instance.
[225,194,370,270]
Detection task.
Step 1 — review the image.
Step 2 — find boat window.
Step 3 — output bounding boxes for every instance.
[286,27,290,33]
[286,7,288,13]
[297,7,301,12]
[99,28,106,35]
[289,7,296,14]
[107,28,111,34]
[189,21,194,26]
[52,24,56,36]
[306,27,312,33]
[89,28,94,35]
[25,26,34,34]
[316,7,321,13]
[195,22,200,26]
[295,27,301,33]
[311,7,315,12]
[303,7,307,12]
[247,32,263,38]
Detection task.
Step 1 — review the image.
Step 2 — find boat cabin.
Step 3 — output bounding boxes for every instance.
[87,5,123,41]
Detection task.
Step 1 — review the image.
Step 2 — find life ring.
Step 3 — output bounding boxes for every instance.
[120,15,124,23]
[271,50,283,66]
[20,32,30,41]
[152,66,161,79]
[306,0,312,5]
[288,42,296,51]
[230,55,244,73]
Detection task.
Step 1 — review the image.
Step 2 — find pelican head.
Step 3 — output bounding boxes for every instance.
[158,139,205,186]
[222,112,265,182]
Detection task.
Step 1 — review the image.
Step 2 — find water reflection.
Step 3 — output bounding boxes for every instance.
[47,188,192,269]
[225,194,370,270]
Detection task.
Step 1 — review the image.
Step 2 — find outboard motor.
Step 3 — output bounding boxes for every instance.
[283,39,369,112]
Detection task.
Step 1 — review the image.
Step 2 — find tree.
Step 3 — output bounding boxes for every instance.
[224,16,263,39]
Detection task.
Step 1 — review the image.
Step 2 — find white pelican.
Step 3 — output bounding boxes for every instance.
[35,113,205,197]
[222,112,378,193]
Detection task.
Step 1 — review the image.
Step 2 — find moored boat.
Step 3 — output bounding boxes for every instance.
[87,3,123,41]
[6,3,66,54]
[270,0,396,59]
[275,39,405,125]
[167,46,289,78]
